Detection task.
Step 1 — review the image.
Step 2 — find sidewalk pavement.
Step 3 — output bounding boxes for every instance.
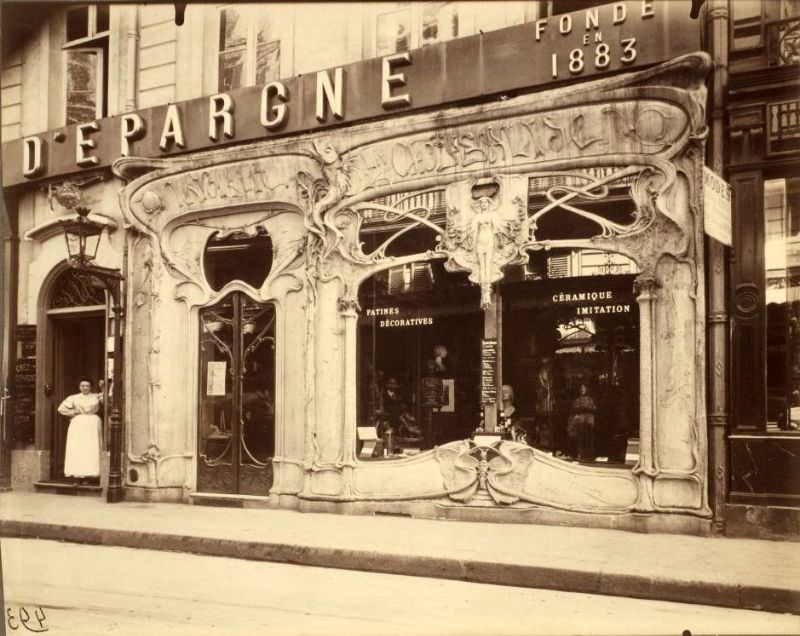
[1,491,799,615]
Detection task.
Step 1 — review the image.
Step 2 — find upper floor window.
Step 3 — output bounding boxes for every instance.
[536,0,607,16]
[218,5,280,91]
[64,4,109,124]
[732,0,763,50]
[376,2,459,56]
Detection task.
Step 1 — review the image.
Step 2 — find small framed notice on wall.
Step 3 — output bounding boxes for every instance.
[440,379,455,413]
[207,361,227,396]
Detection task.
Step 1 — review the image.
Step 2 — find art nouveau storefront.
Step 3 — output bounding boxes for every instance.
[22,53,712,532]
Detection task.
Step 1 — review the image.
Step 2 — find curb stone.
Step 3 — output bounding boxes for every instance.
[2,519,798,614]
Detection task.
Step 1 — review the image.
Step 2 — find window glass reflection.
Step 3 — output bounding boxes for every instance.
[765,177,800,431]
[66,49,99,124]
[502,249,640,465]
[357,262,481,460]
[376,9,411,56]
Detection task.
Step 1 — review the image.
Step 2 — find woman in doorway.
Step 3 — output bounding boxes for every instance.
[57,377,102,484]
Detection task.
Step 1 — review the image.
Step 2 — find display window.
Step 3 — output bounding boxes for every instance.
[356,245,640,466]
[764,176,800,432]
[358,260,481,458]
[500,249,639,465]
[355,177,643,466]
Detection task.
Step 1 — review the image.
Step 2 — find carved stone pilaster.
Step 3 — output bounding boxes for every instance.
[632,275,660,510]
[339,292,360,483]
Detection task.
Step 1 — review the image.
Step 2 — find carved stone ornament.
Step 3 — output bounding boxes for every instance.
[442,177,530,308]
[436,439,536,505]
[348,440,639,513]
[113,152,318,307]
[46,174,105,209]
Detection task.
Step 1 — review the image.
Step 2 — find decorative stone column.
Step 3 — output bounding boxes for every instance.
[633,274,660,511]
[338,293,360,495]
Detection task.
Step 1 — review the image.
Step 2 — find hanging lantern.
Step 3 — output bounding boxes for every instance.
[58,206,104,267]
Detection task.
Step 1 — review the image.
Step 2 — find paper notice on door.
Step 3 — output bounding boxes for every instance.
[207,361,227,396]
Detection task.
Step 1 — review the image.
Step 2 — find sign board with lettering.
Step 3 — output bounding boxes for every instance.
[551,289,634,316]
[13,324,37,444]
[703,166,732,246]
[2,1,700,187]
[363,306,435,328]
[481,339,498,405]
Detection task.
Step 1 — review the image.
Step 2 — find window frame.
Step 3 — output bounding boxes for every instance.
[375,2,462,57]
[730,0,766,52]
[217,4,282,92]
[63,46,104,124]
[762,171,800,435]
[62,4,109,125]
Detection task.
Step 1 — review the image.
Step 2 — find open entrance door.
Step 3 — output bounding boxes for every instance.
[49,311,105,480]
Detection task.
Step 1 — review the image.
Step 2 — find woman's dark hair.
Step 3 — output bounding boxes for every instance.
[77,376,94,386]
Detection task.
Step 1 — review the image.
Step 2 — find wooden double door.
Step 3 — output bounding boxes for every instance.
[197,292,276,495]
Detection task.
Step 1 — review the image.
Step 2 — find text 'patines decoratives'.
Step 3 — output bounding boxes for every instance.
[345,101,687,197]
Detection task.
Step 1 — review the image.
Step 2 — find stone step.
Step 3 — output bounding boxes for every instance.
[34,481,103,497]
[189,492,271,509]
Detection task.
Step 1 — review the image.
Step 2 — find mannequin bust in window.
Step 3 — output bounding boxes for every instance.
[500,384,527,444]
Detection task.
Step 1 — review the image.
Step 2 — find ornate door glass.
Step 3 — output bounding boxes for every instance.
[197,292,276,494]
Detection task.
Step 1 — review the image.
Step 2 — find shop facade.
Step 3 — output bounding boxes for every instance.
[3,1,788,536]
[724,0,800,538]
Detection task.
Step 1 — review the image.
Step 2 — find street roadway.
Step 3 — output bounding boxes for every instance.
[2,538,798,635]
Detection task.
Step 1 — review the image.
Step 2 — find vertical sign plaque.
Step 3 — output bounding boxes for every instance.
[13,325,37,444]
[481,338,498,405]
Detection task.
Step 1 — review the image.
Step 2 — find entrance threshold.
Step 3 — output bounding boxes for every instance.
[34,481,102,497]
[190,492,271,509]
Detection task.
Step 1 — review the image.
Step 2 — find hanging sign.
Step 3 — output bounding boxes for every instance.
[703,166,732,247]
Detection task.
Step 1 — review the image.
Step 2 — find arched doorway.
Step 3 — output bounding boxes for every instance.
[43,268,107,481]
[196,229,276,495]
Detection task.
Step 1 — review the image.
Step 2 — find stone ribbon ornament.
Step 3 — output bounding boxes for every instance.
[436,440,536,505]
